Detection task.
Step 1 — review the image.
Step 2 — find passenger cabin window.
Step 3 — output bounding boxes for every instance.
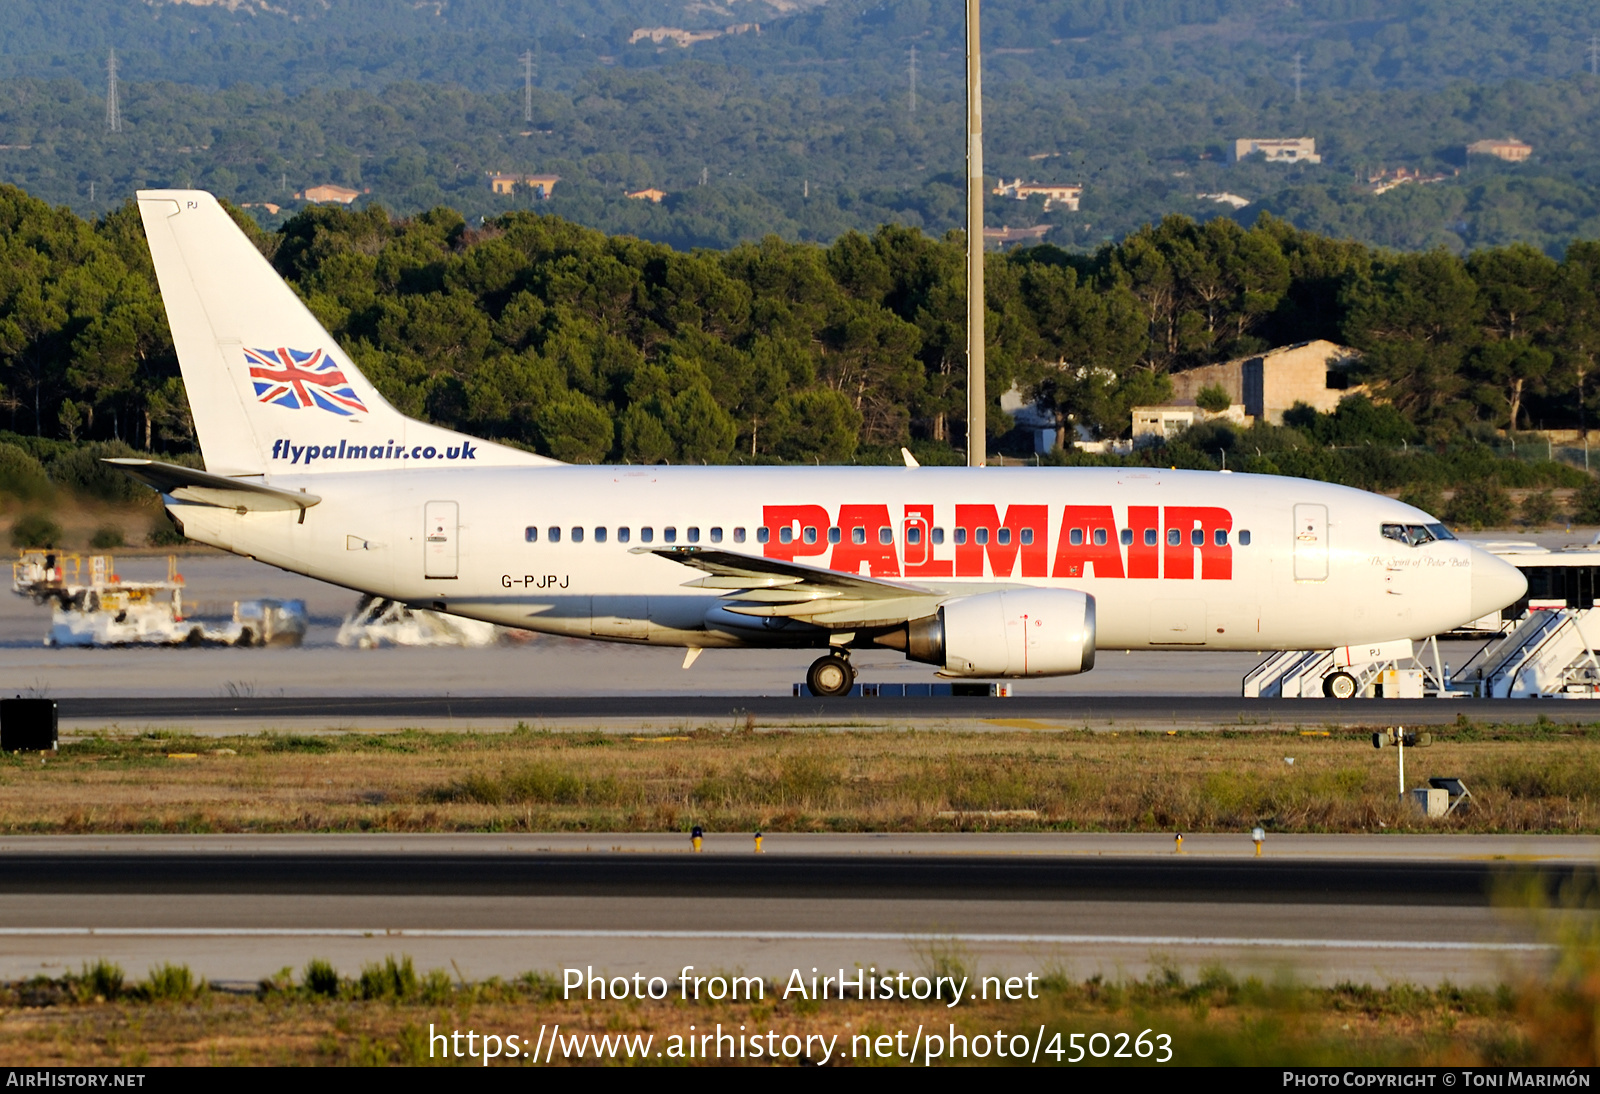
[906,527,922,545]
[525,527,538,543]
[851,527,865,544]
[1190,528,1203,546]
[1120,529,1133,546]
[932,528,945,545]
[1144,529,1158,546]
[829,527,842,544]
[1239,530,1252,546]
[802,526,817,544]
[1167,529,1181,546]
[779,527,793,544]
[640,527,654,543]
[879,527,893,545]
[571,527,584,543]
[1069,529,1084,546]
[954,528,967,545]
[664,527,677,543]
[996,528,1011,545]
[687,527,700,543]
[757,527,769,543]
[548,526,561,543]
[1214,529,1227,546]
[734,528,746,543]
[595,527,607,543]
[618,527,631,543]
[711,527,723,543]
[1092,529,1106,546]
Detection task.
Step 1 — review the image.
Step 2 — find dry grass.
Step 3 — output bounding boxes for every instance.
[0,957,1560,1066]
[2,721,1596,833]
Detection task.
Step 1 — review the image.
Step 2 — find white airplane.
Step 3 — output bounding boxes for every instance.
[114,190,1526,697]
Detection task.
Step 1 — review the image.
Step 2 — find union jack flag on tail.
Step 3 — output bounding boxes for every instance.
[245,347,368,416]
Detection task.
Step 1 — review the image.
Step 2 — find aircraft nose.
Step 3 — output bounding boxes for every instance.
[1470,550,1527,619]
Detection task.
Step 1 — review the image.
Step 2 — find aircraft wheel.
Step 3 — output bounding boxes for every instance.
[1323,670,1359,700]
[806,654,855,698]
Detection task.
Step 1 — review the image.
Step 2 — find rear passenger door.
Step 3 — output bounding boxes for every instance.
[424,501,458,579]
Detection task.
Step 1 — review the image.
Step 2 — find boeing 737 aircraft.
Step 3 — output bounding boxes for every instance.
[113,190,1527,696]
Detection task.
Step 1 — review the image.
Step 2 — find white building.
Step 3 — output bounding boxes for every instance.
[1229,138,1320,165]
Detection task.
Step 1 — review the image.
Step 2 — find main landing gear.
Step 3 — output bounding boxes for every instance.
[806,651,856,697]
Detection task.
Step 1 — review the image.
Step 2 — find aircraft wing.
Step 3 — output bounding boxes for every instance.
[634,546,945,627]
[105,458,321,513]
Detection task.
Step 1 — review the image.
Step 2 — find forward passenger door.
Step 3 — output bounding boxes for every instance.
[1293,504,1328,582]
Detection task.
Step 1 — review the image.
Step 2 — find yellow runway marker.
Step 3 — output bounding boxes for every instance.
[981,719,1066,731]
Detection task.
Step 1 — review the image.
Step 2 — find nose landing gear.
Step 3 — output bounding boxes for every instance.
[805,652,856,697]
[1322,670,1359,700]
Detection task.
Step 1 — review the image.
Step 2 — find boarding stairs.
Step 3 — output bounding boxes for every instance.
[1457,608,1600,698]
[1243,650,1389,698]
[1243,637,1453,700]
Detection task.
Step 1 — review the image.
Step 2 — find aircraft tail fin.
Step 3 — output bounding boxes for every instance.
[136,189,554,476]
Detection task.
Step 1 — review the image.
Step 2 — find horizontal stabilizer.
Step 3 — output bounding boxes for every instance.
[104,459,320,512]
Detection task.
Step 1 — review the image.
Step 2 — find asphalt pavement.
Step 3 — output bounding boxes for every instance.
[0,834,1577,988]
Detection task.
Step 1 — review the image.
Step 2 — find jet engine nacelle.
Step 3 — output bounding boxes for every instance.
[904,589,1096,678]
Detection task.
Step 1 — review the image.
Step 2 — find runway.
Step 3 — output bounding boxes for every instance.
[0,835,1575,988]
[53,693,1600,733]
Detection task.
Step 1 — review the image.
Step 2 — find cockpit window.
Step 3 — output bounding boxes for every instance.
[1383,522,1451,547]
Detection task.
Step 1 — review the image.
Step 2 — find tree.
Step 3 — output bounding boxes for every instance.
[1465,244,1559,431]
[1555,242,1600,438]
[534,393,613,463]
[1341,250,1482,441]
[1195,384,1231,413]
[768,388,862,463]
[1011,254,1149,442]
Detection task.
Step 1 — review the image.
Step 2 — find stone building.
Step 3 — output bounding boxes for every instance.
[1165,340,1363,424]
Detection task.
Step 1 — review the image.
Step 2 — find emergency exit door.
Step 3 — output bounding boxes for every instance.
[1293,503,1328,582]
[424,501,458,579]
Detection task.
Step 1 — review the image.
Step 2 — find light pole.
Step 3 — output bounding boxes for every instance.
[965,0,985,468]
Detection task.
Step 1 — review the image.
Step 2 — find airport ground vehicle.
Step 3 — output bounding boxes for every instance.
[11,551,306,647]
[111,190,1526,695]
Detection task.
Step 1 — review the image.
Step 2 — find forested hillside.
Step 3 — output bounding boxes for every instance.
[3,1,1596,97]
[0,1,1598,253]
[3,185,1599,504]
